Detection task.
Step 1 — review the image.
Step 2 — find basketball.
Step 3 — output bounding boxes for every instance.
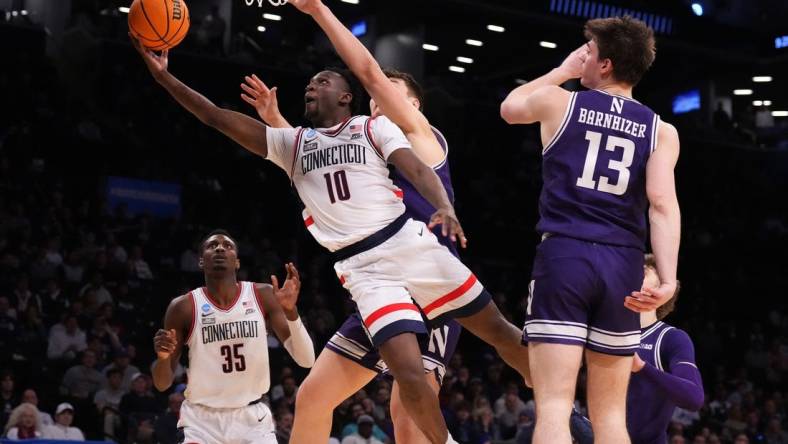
[128,0,190,51]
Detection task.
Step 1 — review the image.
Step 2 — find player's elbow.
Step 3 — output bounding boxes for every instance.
[648,193,679,216]
[499,101,519,124]
[152,377,172,393]
[680,389,705,411]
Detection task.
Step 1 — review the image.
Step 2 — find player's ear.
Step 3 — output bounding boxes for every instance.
[339,91,353,108]
[198,257,204,270]
[235,259,241,271]
[600,58,614,77]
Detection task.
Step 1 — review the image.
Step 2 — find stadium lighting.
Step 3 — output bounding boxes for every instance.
[465,39,483,47]
[11,10,17,16]
[733,89,753,96]
[457,56,473,64]
[118,6,130,13]
[341,0,360,3]
[257,26,266,32]
[263,13,281,21]
[515,79,528,85]
[772,111,788,117]
[540,41,558,49]
[691,3,703,16]
[487,25,505,32]
[422,44,439,51]
[753,100,763,106]
[20,10,27,15]
[449,66,466,73]
[764,100,772,106]
[752,76,772,82]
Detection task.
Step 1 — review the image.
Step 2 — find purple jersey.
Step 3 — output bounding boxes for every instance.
[537,90,659,249]
[392,126,457,255]
[627,321,704,444]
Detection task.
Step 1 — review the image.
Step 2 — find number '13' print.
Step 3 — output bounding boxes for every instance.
[576,130,635,196]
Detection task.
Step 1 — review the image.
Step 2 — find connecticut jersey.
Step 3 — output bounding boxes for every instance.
[536,90,659,249]
[266,116,411,251]
[184,282,269,408]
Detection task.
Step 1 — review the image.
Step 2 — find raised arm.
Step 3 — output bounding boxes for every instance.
[130,36,269,157]
[290,0,444,163]
[151,294,191,392]
[499,45,587,125]
[255,263,315,368]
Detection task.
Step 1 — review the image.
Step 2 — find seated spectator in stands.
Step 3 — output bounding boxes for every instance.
[670,435,687,444]
[42,402,84,440]
[127,245,154,281]
[3,402,43,440]
[47,314,87,362]
[154,392,183,444]
[342,415,384,444]
[0,295,17,321]
[733,433,749,444]
[1,371,19,428]
[473,405,500,442]
[119,373,159,420]
[12,275,41,316]
[450,402,481,444]
[62,251,85,285]
[16,304,47,361]
[80,272,113,307]
[103,349,141,392]
[61,349,106,401]
[341,402,389,442]
[95,367,126,440]
[20,389,53,426]
[494,386,527,437]
[275,408,294,444]
[39,278,68,323]
[271,374,298,411]
[514,405,535,444]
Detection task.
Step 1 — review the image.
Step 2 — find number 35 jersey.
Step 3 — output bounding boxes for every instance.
[184,282,269,408]
[537,89,660,249]
[266,116,411,252]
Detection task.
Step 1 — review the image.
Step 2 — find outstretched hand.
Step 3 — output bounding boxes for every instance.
[428,208,468,249]
[129,33,169,79]
[240,74,282,124]
[271,262,301,313]
[624,282,677,313]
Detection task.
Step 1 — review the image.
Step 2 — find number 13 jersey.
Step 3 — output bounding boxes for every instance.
[184,282,269,408]
[266,116,411,252]
[537,89,660,249]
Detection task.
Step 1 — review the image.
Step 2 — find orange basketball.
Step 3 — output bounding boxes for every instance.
[128,0,190,51]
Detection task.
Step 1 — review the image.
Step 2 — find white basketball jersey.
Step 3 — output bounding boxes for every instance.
[266,116,410,251]
[184,281,270,408]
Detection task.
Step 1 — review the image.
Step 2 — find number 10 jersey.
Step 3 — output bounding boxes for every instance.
[266,116,411,252]
[537,89,660,249]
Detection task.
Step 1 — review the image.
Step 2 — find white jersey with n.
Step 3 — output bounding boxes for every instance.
[265,115,411,251]
[184,281,269,408]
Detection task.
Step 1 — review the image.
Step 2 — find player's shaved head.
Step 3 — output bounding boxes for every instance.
[200,229,237,252]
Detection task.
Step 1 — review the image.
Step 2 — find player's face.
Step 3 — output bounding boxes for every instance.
[580,40,603,89]
[304,71,351,122]
[200,234,240,273]
[369,78,416,118]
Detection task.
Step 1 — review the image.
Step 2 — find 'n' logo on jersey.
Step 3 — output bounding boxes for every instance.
[611,98,624,114]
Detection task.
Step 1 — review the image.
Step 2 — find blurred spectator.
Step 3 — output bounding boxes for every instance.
[275,408,294,444]
[47,314,87,362]
[103,349,141,392]
[755,107,775,129]
[61,349,105,401]
[3,402,43,440]
[42,402,85,440]
[514,406,535,444]
[20,389,53,426]
[342,415,383,444]
[119,373,159,421]
[154,392,183,444]
[0,371,19,428]
[94,368,126,440]
[127,246,154,282]
[80,272,114,307]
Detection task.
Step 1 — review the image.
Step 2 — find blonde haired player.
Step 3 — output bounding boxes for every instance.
[151,230,314,444]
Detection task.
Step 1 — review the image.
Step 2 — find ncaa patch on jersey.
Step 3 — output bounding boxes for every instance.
[304,128,318,141]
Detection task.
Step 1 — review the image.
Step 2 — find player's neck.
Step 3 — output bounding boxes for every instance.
[311,112,350,129]
[596,81,633,99]
[204,275,239,305]
[640,311,658,328]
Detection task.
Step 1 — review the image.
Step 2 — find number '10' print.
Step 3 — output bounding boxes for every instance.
[323,170,351,203]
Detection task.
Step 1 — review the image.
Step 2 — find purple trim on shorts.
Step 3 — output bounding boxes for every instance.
[584,342,637,356]
[371,319,427,347]
[429,289,491,325]
[324,341,383,373]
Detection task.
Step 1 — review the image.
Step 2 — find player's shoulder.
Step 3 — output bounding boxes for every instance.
[662,324,694,348]
[657,120,679,140]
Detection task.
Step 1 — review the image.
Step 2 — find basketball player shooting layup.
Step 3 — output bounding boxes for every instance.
[241,68,464,444]
[151,230,314,444]
[500,16,681,444]
[131,23,527,443]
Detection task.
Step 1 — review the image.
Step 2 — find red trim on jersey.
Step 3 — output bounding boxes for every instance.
[304,215,314,227]
[363,303,420,329]
[251,282,267,320]
[185,291,196,343]
[422,274,478,315]
[393,189,404,199]
[317,116,353,137]
[202,283,242,312]
[339,275,346,285]
[364,117,385,159]
[289,128,306,181]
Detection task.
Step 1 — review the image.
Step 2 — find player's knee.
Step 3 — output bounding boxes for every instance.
[393,370,429,399]
[294,377,324,412]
